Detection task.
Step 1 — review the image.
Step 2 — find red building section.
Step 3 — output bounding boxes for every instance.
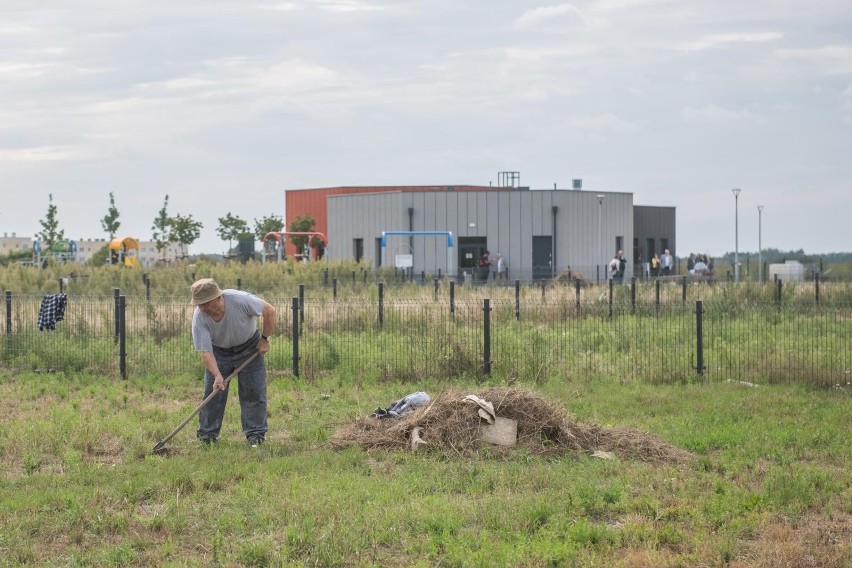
[284,185,501,259]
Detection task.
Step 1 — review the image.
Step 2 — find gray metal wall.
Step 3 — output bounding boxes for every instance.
[327,189,638,280]
[633,205,677,262]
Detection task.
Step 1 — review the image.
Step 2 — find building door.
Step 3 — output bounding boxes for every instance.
[353,238,363,263]
[532,236,552,281]
[458,237,487,281]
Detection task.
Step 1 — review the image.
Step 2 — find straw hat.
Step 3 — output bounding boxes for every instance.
[190,278,224,305]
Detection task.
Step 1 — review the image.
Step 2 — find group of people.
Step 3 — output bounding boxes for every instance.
[687,253,714,276]
[477,250,509,282]
[608,250,628,282]
[648,249,675,277]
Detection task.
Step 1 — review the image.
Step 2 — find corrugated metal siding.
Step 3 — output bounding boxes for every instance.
[285,185,507,258]
[326,189,654,280]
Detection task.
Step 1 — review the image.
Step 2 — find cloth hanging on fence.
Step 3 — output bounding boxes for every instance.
[38,294,68,331]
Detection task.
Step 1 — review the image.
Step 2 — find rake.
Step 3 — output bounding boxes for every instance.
[152,351,260,454]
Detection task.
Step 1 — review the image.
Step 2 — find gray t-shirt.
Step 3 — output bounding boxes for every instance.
[192,290,264,351]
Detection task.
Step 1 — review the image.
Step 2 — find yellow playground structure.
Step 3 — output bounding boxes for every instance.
[109,237,140,267]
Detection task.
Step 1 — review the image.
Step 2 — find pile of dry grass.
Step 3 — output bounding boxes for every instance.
[331,387,691,463]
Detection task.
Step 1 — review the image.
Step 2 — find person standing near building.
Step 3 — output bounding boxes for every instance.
[609,255,620,281]
[190,278,276,447]
[651,253,660,277]
[478,250,492,282]
[616,250,627,283]
[661,249,673,275]
[495,253,508,282]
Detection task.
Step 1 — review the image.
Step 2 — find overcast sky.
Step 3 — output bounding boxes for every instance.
[2,0,850,257]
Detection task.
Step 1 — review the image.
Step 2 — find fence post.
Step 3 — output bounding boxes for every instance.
[695,299,704,376]
[815,274,820,304]
[237,278,242,291]
[146,277,151,302]
[5,290,11,335]
[378,282,384,328]
[630,277,636,313]
[298,284,305,336]
[681,277,687,305]
[119,295,127,380]
[363,270,367,284]
[515,279,521,320]
[596,265,600,285]
[776,279,782,310]
[608,279,613,318]
[352,271,356,285]
[449,280,455,319]
[434,278,439,301]
[291,297,300,378]
[333,278,338,301]
[575,278,581,309]
[655,279,661,313]
[59,278,64,294]
[324,268,329,287]
[483,298,491,375]
[113,288,120,344]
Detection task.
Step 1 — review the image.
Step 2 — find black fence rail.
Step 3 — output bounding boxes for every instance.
[3,290,850,386]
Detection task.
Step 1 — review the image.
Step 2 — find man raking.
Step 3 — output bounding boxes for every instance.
[191,278,276,447]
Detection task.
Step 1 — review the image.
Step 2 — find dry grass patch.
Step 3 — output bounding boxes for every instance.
[732,511,852,568]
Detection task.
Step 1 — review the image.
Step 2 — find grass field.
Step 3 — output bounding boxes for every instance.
[1,369,849,567]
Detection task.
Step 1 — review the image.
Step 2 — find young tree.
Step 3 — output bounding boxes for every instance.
[169,213,203,259]
[253,214,284,241]
[217,213,249,254]
[288,214,324,256]
[151,195,171,260]
[100,192,121,238]
[253,214,284,252]
[38,193,65,250]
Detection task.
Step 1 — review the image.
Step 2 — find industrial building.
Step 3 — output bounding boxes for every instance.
[285,179,676,282]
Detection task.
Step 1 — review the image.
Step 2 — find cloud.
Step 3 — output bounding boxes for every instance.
[515,4,586,28]
[681,105,753,123]
[676,32,782,52]
[0,145,95,162]
[563,113,637,134]
[775,44,852,75]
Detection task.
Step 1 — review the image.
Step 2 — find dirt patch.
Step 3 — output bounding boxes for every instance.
[331,387,691,463]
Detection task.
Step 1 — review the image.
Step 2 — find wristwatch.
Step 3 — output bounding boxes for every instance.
[261,335,271,341]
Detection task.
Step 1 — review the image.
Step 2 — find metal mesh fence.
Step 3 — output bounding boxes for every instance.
[3,291,850,386]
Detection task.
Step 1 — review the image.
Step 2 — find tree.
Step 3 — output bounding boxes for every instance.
[100,192,121,238]
[217,213,248,254]
[288,214,324,255]
[169,213,203,259]
[253,214,284,242]
[38,193,65,250]
[151,195,171,260]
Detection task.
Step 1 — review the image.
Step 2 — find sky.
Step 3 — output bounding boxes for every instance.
[2,0,850,257]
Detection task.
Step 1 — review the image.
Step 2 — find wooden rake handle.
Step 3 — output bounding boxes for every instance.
[152,351,260,453]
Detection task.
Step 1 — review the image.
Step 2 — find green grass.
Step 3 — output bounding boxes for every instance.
[1,370,849,567]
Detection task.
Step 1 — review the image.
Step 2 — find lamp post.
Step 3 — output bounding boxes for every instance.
[757,205,763,283]
[732,188,741,282]
[596,194,605,279]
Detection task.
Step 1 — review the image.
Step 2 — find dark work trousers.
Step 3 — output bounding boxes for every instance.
[197,332,268,442]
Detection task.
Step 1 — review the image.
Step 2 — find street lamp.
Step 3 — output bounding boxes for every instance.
[732,188,741,282]
[757,205,763,283]
[596,194,605,281]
